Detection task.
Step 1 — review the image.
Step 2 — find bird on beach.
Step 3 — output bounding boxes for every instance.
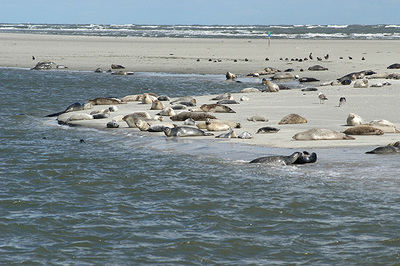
[324,54,329,60]
[317,57,322,61]
[348,56,353,60]
[32,56,35,60]
[309,52,313,60]
[338,97,346,107]
[318,92,328,104]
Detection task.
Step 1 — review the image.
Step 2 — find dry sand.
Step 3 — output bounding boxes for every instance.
[2,33,400,149]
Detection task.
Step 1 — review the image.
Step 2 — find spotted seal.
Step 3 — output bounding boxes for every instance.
[45,102,87,117]
[292,128,355,140]
[164,126,214,137]
[256,127,280,134]
[366,141,400,154]
[170,112,216,121]
[293,151,317,164]
[346,113,363,126]
[249,152,301,165]
[342,126,384,135]
[279,114,307,125]
[88,97,122,105]
[200,104,235,113]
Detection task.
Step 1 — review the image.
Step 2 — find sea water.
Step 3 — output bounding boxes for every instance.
[0,68,399,264]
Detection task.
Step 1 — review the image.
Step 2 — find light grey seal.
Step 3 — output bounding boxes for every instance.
[238,131,253,139]
[216,129,237,138]
[183,118,196,125]
[249,152,301,165]
[292,128,355,140]
[164,126,214,137]
[88,97,122,105]
[200,104,235,113]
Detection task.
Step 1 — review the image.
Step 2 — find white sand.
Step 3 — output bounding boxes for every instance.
[2,33,400,148]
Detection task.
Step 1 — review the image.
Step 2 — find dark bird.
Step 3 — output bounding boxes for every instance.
[309,52,313,60]
[317,57,322,61]
[80,139,86,143]
[265,57,269,61]
[324,54,329,60]
[339,56,343,59]
[348,56,353,60]
[338,97,346,107]
[362,57,365,60]
[32,56,35,60]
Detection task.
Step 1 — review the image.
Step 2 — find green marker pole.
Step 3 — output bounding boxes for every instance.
[268,31,271,47]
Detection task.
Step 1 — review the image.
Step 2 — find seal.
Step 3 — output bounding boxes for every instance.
[263,80,279,92]
[342,126,384,135]
[271,73,294,80]
[238,131,253,139]
[200,104,235,113]
[150,100,164,110]
[366,141,400,154]
[141,93,153,104]
[65,113,94,122]
[170,112,217,121]
[247,115,268,122]
[299,77,320,82]
[240,88,260,93]
[354,79,369,88]
[46,102,85,117]
[205,120,231,131]
[164,126,214,137]
[92,113,109,119]
[365,120,400,133]
[121,94,142,102]
[184,118,196,125]
[216,129,237,138]
[216,99,239,105]
[88,97,122,105]
[256,127,280,134]
[171,105,187,110]
[293,151,317,164]
[211,93,232,101]
[292,128,355,140]
[196,120,240,129]
[157,95,171,101]
[122,112,152,127]
[278,114,307,125]
[170,96,195,104]
[346,113,363,126]
[174,99,196,107]
[226,72,236,80]
[135,119,150,131]
[249,152,301,165]
[308,65,328,71]
[148,124,173,132]
[106,121,119,128]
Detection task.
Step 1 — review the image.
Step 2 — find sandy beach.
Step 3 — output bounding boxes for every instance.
[2,33,400,149]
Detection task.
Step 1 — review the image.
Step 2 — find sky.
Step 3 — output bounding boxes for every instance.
[1,0,399,25]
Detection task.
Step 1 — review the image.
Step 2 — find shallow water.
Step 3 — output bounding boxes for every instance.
[1,68,399,264]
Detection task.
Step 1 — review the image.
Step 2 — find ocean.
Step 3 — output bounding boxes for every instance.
[1,67,400,264]
[0,23,400,40]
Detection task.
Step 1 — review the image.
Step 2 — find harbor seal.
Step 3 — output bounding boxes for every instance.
[238,131,253,139]
[293,151,317,164]
[196,120,240,129]
[256,127,280,134]
[278,114,307,125]
[240,88,260,93]
[226,72,236,80]
[387,63,400,69]
[106,121,119,128]
[342,126,384,135]
[366,141,400,154]
[170,96,195,104]
[157,95,171,101]
[365,120,400,133]
[150,100,164,110]
[263,80,280,92]
[45,102,84,117]
[346,113,363,126]
[65,113,94,122]
[200,104,235,113]
[174,99,196,107]
[170,112,217,121]
[216,129,237,138]
[184,118,196,125]
[308,65,328,71]
[205,120,231,131]
[216,99,240,104]
[249,152,301,165]
[88,97,122,105]
[354,79,369,88]
[164,126,214,137]
[211,93,232,101]
[292,128,355,140]
[141,93,153,104]
[247,115,268,122]
[121,94,142,102]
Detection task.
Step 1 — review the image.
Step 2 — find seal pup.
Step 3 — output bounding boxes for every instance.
[293,151,317,164]
[249,152,301,165]
[346,113,363,126]
[238,131,253,139]
[170,112,216,121]
[338,97,346,107]
[247,115,268,122]
[106,121,119,128]
[150,100,164,110]
[318,93,328,104]
[256,127,280,134]
[292,128,355,140]
[216,129,237,138]
[342,126,384,135]
[278,114,307,125]
[200,104,235,113]
[164,126,214,137]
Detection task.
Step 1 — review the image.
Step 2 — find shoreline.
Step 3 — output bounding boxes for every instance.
[2,32,400,150]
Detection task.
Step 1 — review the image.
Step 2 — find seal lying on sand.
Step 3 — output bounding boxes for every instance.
[164,126,214,137]
[249,152,301,165]
[342,126,384,135]
[279,114,307,125]
[293,128,355,140]
[256,127,280,134]
[200,104,235,113]
[88,97,122,105]
[366,141,400,154]
[170,112,217,121]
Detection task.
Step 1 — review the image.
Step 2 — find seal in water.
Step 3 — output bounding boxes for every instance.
[164,126,214,137]
[106,121,119,128]
[249,152,301,165]
[293,151,317,164]
[292,128,355,140]
[256,127,280,134]
[46,102,84,117]
[366,141,400,154]
[200,104,235,113]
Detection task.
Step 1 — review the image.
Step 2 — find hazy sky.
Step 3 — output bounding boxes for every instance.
[1,0,399,25]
